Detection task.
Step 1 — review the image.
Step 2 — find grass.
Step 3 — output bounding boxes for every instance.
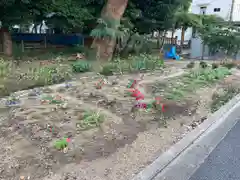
[154,67,231,100]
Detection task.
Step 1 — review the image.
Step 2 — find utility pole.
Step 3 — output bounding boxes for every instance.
[229,0,235,22]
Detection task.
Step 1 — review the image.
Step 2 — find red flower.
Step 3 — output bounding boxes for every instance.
[162,104,165,112]
[142,103,147,108]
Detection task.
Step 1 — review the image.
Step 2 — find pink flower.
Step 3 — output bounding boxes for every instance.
[66,138,70,143]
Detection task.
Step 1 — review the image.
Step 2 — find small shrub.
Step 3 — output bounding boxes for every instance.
[221,62,235,69]
[0,59,11,77]
[54,138,68,150]
[72,61,91,73]
[28,64,72,86]
[199,61,208,68]
[212,63,219,69]
[186,62,195,68]
[211,86,240,112]
[76,110,104,130]
[100,63,116,76]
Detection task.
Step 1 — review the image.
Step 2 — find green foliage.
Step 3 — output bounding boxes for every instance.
[164,67,231,100]
[28,64,72,86]
[199,61,208,68]
[199,25,240,57]
[76,110,104,130]
[212,63,219,69]
[100,54,164,75]
[0,59,11,78]
[221,61,236,69]
[54,138,68,150]
[100,63,116,76]
[186,62,195,68]
[211,86,240,112]
[129,54,164,71]
[72,61,91,73]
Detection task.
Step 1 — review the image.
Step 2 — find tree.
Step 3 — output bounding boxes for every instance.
[0,0,102,56]
[90,0,129,61]
[90,0,194,60]
[199,24,240,59]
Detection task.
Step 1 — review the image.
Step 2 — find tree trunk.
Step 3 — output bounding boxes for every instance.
[180,27,185,47]
[171,28,175,45]
[180,27,185,53]
[92,0,129,61]
[0,28,12,56]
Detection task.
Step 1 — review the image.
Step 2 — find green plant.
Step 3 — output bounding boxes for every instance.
[186,62,195,68]
[77,110,104,130]
[54,138,68,150]
[28,64,72,86]
[100,63,116,76]
[212,63,218,69]
[128,54,161,71]
[211,86,240,112]
[162,67,231,100]
[72,61,91,73]
[0,59,11,78]
[221,62,235,69]
[199,61,208,68]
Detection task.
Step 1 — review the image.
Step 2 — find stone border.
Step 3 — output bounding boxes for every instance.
[132,94,240,180]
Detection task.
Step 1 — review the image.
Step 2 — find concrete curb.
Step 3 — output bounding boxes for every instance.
[132,94,240,180]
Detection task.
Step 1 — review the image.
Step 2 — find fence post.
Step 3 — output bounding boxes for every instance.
[21,40,24,52]
[44,35,47,48]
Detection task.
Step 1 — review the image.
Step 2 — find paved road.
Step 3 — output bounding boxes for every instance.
[189,119,240,180]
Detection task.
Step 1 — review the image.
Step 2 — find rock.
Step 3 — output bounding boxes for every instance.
[57,87,66,93]
[112,80,118,85]
[61,103,68,109]
[28,91,37,97]
[42,88,53,93]
[191,122,198,129]
[200,116,207,122]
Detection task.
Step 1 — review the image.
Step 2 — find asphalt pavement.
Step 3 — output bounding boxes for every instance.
[189,119,240,180]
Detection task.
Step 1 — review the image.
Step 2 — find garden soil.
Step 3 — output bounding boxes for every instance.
[0,64,239,180]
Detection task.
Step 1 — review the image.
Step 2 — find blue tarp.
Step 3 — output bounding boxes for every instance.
[11,33,84,46]
[164,46,180,60]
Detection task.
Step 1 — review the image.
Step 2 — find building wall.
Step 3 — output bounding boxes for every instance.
[232,0,240,21]
[191,0,232,20]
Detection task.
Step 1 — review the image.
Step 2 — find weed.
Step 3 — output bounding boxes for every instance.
[221,62,236,69]
[54,138,69,150]
[72,61,91,73]
[211,86,240,112]
[28,64,72,86]
[160,67,231,100]
[100,63,116,76]
[199,61,208,68]
[212,63,219,69]
[76,110,104,130]
[0,59,11,78]
[186,62,195,69]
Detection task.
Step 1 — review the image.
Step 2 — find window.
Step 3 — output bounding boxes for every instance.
[214,8,221,12]
[200,6,207,15]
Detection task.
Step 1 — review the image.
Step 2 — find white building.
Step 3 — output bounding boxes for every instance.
[190,0,240,59]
